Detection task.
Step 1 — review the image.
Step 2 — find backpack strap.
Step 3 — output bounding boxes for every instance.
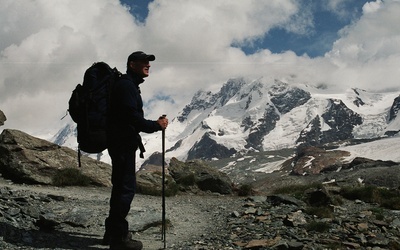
[136,134,146,158]
[138,141,145,158]
[78,145,82,168]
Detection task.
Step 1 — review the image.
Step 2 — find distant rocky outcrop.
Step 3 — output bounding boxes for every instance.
[389,95,400,122]
[283,146,400,182]
[0,129,111,186]
[253,146,400,194]
[187,132,237,160]
[0,110,6,126]
[296,99,363,149]
[283,146,351,175]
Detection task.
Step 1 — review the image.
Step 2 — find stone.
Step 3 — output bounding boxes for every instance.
[391,218,400,228]
[231,211,240,217]
[0,110,6,126]
[36,213,60,230]
[0,129,111,186]
[305,187,334,207]
[168,157,233,194]
[283,210,307,227]
[244,236,281,248]
[137,157,234,196]
[63,207,95,228]
[267,194,306,207]
[343,242,361,248]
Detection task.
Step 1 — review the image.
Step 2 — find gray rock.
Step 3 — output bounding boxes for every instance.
[0,129,111,186]
[0,110,5,126]
[169,157,233,194]
[137,157,234,196]
[63,207,95,228]
[128,207,163,232]
[267,194,307,207]
[283,210,307,227]
[136,168,177,196]
[246,196,268,204]
[36,213,60,230]
[187,132,237,160]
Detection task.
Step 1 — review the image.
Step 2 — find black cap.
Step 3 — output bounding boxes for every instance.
[127,51,155,62]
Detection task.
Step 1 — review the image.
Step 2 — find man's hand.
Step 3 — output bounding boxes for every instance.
[157,115,168,130]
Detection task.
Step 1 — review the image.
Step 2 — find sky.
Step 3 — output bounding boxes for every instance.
[1,0,400,138]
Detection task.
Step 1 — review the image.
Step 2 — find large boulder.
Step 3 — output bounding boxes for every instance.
[137,157,234,195]
[169,157,233,194]
[0,129,111,186]
[136,167,178,196]
[0,110,6,126]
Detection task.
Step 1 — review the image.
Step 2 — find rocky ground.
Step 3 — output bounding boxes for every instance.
[0,176,244,250]
[2,173,400,250]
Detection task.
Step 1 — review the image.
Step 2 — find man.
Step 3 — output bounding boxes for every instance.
[103,51,168,250]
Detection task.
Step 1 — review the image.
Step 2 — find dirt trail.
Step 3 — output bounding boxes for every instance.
[0,177,243,250]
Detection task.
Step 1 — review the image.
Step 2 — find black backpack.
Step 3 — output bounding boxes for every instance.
[68,62,121,162]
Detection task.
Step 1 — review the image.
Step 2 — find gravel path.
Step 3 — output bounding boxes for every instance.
[0,178,244,250]
[3,176,400,249]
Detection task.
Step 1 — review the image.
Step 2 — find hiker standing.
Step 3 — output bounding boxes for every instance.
[103,51,168,250]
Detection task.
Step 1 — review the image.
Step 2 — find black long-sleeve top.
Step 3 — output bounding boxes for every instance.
[107,71,162,149]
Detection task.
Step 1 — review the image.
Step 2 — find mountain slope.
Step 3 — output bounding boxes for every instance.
[52,77,400,166]
[163,77,400,161]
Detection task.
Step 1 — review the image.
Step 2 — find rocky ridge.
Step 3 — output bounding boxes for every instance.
[157,80,400,161]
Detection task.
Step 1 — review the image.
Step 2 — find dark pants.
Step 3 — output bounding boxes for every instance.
[105,144,137,239]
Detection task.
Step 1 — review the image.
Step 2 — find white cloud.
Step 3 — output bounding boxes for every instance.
[0,0,399,138]
[144,0,300,63]
[325,0,400,89]
[325,0,355,19]
[362,0,382,14]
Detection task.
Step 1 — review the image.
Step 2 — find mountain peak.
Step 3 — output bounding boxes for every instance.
[53,77,400,164]
[167,79,400,161]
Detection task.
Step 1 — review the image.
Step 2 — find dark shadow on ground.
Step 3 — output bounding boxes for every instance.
[0,222,104,249]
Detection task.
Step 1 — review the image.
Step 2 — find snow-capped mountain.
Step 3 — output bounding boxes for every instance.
[165,77,400,160]
[52,77,400,166]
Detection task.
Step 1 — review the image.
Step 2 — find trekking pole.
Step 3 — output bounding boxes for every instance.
[160,115,167,249]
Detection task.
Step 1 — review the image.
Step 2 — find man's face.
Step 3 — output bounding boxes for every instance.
[130,59,151,78]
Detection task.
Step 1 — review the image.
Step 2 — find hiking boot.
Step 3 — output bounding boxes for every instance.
[109,235,143,250]
[102,231,133,246]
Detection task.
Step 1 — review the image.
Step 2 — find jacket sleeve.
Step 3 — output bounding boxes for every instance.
[118,79,162,134]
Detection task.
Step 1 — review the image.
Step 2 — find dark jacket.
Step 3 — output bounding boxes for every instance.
[107,71,162,151]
